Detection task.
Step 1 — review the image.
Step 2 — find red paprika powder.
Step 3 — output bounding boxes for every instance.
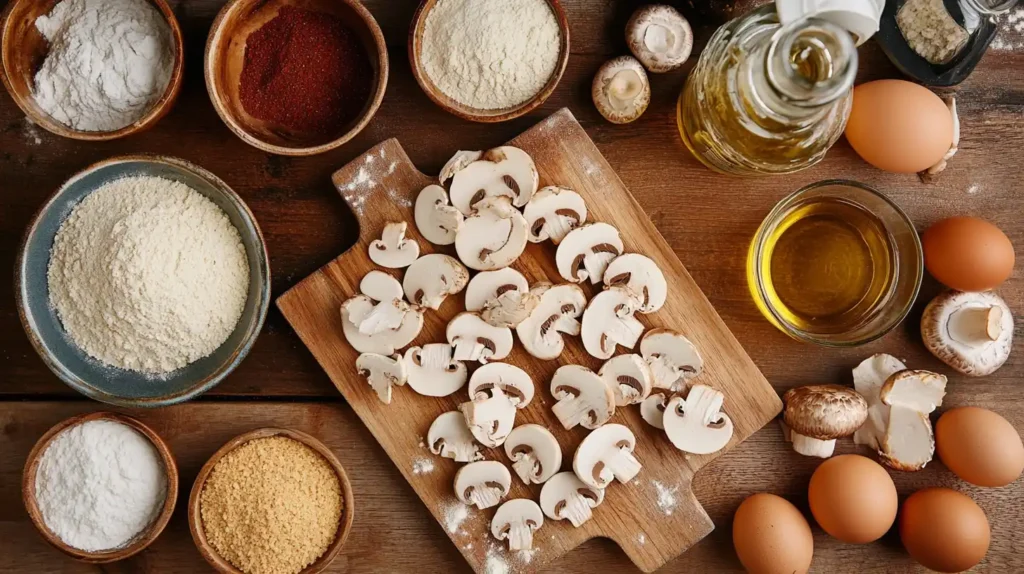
[239,7,373,134]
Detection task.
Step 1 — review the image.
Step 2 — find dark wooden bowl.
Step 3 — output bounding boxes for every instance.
[205,0,388,156]
[22,412,179,563]
[0,0,184,141]
[188,427,356,574]
[408,0,570,123]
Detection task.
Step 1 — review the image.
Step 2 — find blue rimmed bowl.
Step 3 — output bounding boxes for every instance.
[16,155,271,407]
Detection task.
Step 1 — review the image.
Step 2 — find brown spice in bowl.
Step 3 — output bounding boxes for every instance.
[200,436,343,574]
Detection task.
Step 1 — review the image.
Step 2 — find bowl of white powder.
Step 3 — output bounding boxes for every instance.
[16,155,271,406]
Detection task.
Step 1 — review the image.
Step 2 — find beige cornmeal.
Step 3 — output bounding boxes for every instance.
[200,437,342,574]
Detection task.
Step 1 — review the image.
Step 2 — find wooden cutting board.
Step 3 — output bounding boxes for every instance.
[277,109,782,573]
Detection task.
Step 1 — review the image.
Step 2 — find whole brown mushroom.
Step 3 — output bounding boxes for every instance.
[783,385,868,458]
[592,56,650,124]
[626,5,693,73]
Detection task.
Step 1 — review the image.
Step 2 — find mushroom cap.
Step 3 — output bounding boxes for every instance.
[360,270,404,302]
[449,146,538,214]
[592,56,651,124]
[523,186,588,244]
[454,204,529,271]
[604,254,668,313]
[491,499,544,539]
[626,4,693,73]
[465,268,530,312]
[599,353,654,406]
[445,312,514,362]
[403,344,467,397]
[783,385,868,440]
[921,290,1014,377]
[427,411,482,462]
[403,254,469,310]
[640,328,703,389]
[573,423,637,489]
[504,424,562,484]
[369,222,420,268]
[516,283,587,360]
[468,362,535,408]
[556,223,624,284]
[454,460,512,505]
[414,185,464,246]
[341,295,423,355]
[539,471,605,522]
[581,287,645,360]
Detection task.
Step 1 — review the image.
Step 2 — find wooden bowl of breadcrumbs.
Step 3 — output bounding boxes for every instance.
[188,428,354,574]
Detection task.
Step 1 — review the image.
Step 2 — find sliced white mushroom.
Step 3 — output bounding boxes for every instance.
[523,186,588,245]
[440,150,482,184]
[427,411,483,463]
[581,288,645,360]
[465,268,530,312]
[664,385,733,455]
[550,365,615,430]
[921,290,1014,377]
[626,4,693,73]
[466,362,535,407]
[640,329,703,391]
[369,222,420,268]
[449,146,538,214]
[879,370,947,472]
[573,423,642,489]
[852,353,907,450]
[461,396,516,448]
[516,283,587,360]
[640,391,670,429]
[455,200,529,271]
[341,295,423,354]
[403,344,467,397]
[355,271,411,335]
[414,184,464,246]
[454,460,512,510]
[491,499,544,552]
[599,354,653,407]
[539,471,605,528]
[603,254,667,314]
[504,424,562,485]
[446,312,514,364]
[403,254,469,310]
[592,56,651,124]
[355,353,407,404]
[481,289,540,329]
[556,223,624,284]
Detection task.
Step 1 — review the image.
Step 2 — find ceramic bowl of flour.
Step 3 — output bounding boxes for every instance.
[16,155,271,407]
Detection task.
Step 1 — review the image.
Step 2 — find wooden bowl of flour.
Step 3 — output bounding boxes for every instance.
[0,0,184,140]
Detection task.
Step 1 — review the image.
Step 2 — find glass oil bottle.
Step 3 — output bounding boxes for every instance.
[677,5,859,175]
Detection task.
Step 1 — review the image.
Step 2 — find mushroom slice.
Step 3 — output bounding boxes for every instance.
[414,185,464,246]
[454,460,512,510]
[455,200,529,271]
[626,5,693,73]
[581,287,645,360]
[852,354,907,450]
[523,186,588,244]
[879,370,947,472]
[603,254,667,313]
[446,312,513,364]
[665,385,734,454]
[482,289,540,329]
[516,283,587,360]
[573,423,642,489]
[640,391,670,429]
[592,56,651,124]
[921,290,1014,377]
[449,146,538,214]
[640,329,703,391]
[460,363,534,448]
[465,268,530,312]
[427,411,483,463]
[355,271,412,335]
[550,365,615,431]
[599,354,653,407]
[467,362,535,408]
[782,385,868,458]
[403,254,469,310]
[440,150,482,184]
[539,471,605,528]
[556,223,625,284]
[355,353,407,404]
[504,424,562,485]
[403,344,467,397]
[369,222,420,268]
[341,295,423,354]
[491,499,544,552]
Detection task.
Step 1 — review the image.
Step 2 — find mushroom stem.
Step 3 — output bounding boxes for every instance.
[451,443,480,463]
[605,448,643,483]
[790,432,836,458]
[648,357,681,390]
[552,396,594,429]
[462,394,513,425]
[452,340,488,362]
[584,251,618,284]
[511,454,540,484]
[948,306,1003,346]
[507,523,535,552]
[560,496,594,527]
[469,486,503,510]
[609,69,643,102]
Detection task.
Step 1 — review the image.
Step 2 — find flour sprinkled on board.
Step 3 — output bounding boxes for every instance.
[388,187,413,208]
[443,500,470,534]
[653,480,679,515]
[484,548,510,574]
[23,118,42,145]
[638,533,647,545]
[967,183,980,195]
[412,457,435,475]
[387,160,398,175]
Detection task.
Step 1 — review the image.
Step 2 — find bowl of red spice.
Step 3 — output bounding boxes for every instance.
[205,0,387,156]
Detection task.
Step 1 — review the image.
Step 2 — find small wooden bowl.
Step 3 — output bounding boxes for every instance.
[205,0,388,156]
[409,0,570,123]
[0,0,184,141]
[22,412,179,563]
[188,428,355,574]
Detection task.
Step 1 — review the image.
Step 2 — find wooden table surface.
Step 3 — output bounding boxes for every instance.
[1,0,1022,572]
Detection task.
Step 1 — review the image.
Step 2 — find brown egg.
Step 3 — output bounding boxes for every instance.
[845,80,953,173]
[937,407,1024,487]
[900,488,990,573]
[923,217,1015,291]
[732,493,813,574]
[808,454,897,543]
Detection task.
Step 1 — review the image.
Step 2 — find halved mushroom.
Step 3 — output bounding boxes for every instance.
[449,146,538,215]
[665,385,734,455]
[455,199,529,271]
[879,370,947,472]
[782,385,868,458]
[356,353,407,404]
[446,312,514,364]
[414,185,464,246]
[539,471,605,528]
[603,254,667,314]
[626,5,693,73]
[491,499,544,552]
[403,344,467,397]
[454,460,512,510]
[640,392,671,429]
[369,222,420,268]
[556,223,624,284]
[550,365,615,430]
[504,424,562,485]
[581,287,645,360]
[599,354,654,406]
[592,56,650,124]
[516,283,587,360]
[439,150,482,184]
[355,271,411,335]
[573,423,642,489]
[403,254,469,310]
[921,290,1014,377]
[523,186,588,245]
[428,411,483,463]
[640,329,703,391]
[341,295,423,354]
[852,354,907,450]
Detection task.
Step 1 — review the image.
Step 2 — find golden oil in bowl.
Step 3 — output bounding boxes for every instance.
[748,181,923,346]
